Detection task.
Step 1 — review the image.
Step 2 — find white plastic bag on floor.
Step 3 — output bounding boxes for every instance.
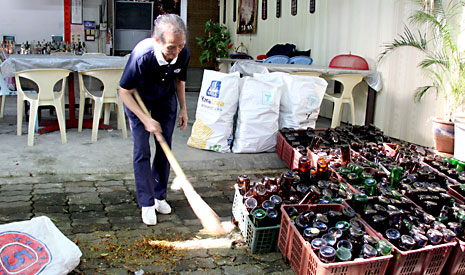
[188,70,240,152]
[232,73,283,153]
[0,216,82,275]
[279,74,328,129]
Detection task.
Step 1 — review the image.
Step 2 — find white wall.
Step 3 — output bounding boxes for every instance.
[0,0,106,53]
[220,0,446,147]
[0,0,64,43]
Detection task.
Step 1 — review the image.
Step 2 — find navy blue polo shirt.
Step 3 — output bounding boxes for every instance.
[120,38,190,102]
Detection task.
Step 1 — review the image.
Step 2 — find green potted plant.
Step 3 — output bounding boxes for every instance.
[379,0,465,154]
[196,20,232,69]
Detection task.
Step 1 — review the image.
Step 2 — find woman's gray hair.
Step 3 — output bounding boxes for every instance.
[153,14,187,43]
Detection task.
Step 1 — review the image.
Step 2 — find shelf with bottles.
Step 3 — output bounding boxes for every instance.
[348,195,456,274]
[278,204,392,275]
[0,40,88,55]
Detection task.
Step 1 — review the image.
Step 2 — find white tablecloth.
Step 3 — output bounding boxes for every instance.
[0,55,129,77]
[220,59,382,92]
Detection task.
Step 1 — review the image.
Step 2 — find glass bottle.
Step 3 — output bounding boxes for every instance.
[336,247,352,262]
[317,157,330,179]
[319,246,336,263]
[353,193,369,214]
[389,166,404,188]
[252,208,267,227]
[237,174,250,195]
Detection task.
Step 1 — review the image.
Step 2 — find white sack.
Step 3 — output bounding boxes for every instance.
[0,216,82,275]
[232,73,283,153]
[188,70,240,152]
[279,74,328,129]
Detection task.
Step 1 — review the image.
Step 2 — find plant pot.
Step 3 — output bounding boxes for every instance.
[432,117,454,154]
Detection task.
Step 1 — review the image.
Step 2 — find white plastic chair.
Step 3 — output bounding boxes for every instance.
[322,74,364,128]
[15,69,71,146]
[78,68,127,142]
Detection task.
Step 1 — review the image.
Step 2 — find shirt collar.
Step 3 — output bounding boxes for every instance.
[154,40,178,65]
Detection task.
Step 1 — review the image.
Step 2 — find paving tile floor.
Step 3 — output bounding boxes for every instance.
[0,169,295,275]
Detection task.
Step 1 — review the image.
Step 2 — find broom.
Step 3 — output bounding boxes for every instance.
[133,91,227,236]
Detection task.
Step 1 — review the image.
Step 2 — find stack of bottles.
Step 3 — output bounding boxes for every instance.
[285,205,393,263]
[237,156,353,227]
[0,41,15,54]
[2,40,88,55]
[423,155,465,182]
[351,194,457,251]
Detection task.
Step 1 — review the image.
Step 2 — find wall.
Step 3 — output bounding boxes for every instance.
[220,0,447,147]
[83,0,106,53]
[0,0,64,43]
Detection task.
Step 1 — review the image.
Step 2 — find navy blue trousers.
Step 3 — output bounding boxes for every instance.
[125,95,177,207]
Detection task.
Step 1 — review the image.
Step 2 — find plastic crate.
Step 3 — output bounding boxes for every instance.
[232,184,248,237]
[445,238,465,275]
[384,241,455,275]
[449,184,465,202]
[245,215,280,253]
[279,204,392,275]
[276,130,285,159]
[356,197,456,275]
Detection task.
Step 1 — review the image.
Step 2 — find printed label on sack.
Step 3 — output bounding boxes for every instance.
[206,80,221,98]
[0,232,51,275]
[262,91,274,105]
[187,119,215,149]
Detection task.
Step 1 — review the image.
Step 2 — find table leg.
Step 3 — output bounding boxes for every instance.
[365,86,376,125]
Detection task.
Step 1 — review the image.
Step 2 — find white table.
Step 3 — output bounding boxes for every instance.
[219,59,382,125]
[0,54,129,133]
[0,54,129,78]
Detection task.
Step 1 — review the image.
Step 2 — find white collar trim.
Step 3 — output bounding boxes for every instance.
[154,40,178,65]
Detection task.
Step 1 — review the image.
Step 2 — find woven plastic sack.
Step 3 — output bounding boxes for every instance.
[188,70,240,152]
[0,216,82,275]
[232,73,283,153]
[279,74,328,129]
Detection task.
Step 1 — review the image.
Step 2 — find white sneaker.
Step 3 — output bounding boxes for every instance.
[141,206,157,225]
[154,199,171,214]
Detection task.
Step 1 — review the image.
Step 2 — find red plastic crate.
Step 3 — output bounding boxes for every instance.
[445,239,465,275]
[361,212,455,275]
[276,130,285,159]
[383,241,455,275]
[279,204,392,275]
[448,184,465,202]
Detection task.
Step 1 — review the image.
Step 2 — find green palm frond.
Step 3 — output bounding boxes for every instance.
[378,0,465,117]
[378,26,427,61]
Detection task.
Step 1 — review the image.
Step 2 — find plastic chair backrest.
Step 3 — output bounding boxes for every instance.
[80,68,124,98]
[289,56,313,65]
[263,55,290,64]
[15,69,71,101]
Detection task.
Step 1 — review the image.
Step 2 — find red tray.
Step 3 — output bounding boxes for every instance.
[279,204,392,275]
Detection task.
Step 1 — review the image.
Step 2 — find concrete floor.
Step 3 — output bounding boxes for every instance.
[0,91,331,180]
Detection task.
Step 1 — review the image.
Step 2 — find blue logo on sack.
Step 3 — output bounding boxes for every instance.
[262,91,274,105]
[206,81,221,98]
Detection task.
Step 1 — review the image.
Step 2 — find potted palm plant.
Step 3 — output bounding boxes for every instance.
[196,20,232,69]
[379,0,465,154]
